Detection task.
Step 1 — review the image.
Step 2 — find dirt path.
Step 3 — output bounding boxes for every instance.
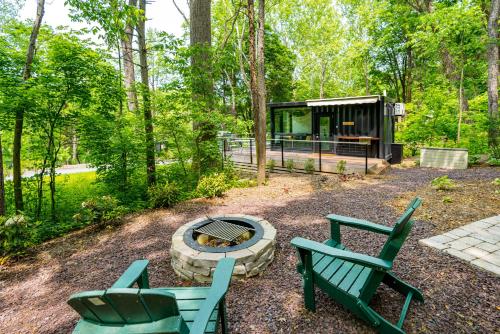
[0,168,499,333]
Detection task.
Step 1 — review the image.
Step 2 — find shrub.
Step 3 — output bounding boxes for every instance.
[442,196,453,203]
[468,154,481,166]
[197,173,229,198]
[75,195,126,225]
[487,157,500,166]
[336,160,347,174]
[266,159,276,173]
[222,160,237,182]
[148,182,182,209]
[431,175,456,190]
[492,178,500,186]
[490,145,500,159]
[0,215,33,256]
[304,158,315,174]
[285,159,294,172]
[233,178,258,188]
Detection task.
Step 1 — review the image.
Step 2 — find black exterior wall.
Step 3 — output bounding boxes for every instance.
[269,96,394,160]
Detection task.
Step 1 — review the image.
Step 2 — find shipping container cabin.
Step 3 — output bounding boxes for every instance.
[269,95,394,160]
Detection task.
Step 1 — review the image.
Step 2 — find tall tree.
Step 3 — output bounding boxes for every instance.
[248,0,267,184]
[122,0,139,113]
[486,0,499,149]
[247,0,258,139]
[255,0,267,184]
[0,132,5,216]
[189,0,217,173]
[13,0,45,212]
[137,0,156,186]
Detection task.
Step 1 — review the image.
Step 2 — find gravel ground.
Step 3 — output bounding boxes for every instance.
[0,167,499,334]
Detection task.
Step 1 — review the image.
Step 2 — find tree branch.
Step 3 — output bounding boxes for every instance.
[173,0,189,24]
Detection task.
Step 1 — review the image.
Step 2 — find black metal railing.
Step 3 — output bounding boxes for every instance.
[219,137,371,174]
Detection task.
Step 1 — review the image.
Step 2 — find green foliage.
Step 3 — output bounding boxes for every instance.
[0,215,33,256]
[148,182,181,209]
[492,178,500,186]
[304,158,315,174]
[74,195,127,225]
[442,196,453,204]
[431,176,456,191]
[468,154,481,166]
[487,157,500,166]
[266,159,276,173]
[285,159,295,172]
[232,178,258,188]
[490,146,500,159]
[196,173,230,198]
[488,146,500,165]
[336,160,347,174]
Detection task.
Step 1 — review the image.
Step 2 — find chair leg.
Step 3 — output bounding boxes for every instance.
[303,275,316,312]
[357,302,405,334]
[219,299,228,334]
[299,249,316,312]
[383,272,424,302]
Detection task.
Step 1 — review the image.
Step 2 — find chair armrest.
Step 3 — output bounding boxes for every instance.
[111,259,150,288]
[327,214,393,235]
[190,258,236,334]
[291,237,392,271]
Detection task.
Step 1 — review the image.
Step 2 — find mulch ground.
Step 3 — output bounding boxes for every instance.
[391,177,499,233]
[0,167,499,334]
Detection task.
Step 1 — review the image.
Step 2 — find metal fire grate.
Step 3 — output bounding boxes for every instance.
[194,217,253,242]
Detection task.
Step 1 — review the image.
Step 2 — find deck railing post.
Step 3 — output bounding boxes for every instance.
[365,144,368,175]
[319,140,322,172]
[250,139,253,164]
[281,138,284,167]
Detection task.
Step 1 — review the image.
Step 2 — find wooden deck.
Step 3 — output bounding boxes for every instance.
[226,148,389,174]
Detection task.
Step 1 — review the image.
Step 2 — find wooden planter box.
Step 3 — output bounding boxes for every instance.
[420,147,468,169]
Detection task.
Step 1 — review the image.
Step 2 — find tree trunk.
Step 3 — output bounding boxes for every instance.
[190,0,212,98]
[71,128,78,163]
[0,132,5,216]
[255,0,267,185]
[248,0,259,156]
[13,0,45,212]
[138,0,156,186]
[190,0,216,173]
[35,134,51,220]
[49,138,61,222]
[457,67,464,144]
[225,70,237,116]
[487,0,500,149]
[122,0,139,113]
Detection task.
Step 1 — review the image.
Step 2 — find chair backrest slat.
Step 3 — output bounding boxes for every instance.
[378,198,421,261]
[104,288,152,324]
[67,291,103,323]
[359,197,422,302]
[68,289,180,325]
[140,289,181,321]
[68,290,124,324]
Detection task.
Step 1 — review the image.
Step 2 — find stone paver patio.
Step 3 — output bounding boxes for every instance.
[419,215,500,276]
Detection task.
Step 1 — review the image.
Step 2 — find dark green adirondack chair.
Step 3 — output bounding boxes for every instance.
[291,197,423,334]
[67,258,236,334]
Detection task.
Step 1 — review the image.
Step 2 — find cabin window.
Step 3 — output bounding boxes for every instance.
[273,107,312,139]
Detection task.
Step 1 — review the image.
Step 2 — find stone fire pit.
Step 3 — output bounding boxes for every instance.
[171,214,276,282]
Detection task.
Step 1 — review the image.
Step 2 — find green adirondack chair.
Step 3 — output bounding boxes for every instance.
[291,197,423,334]
[67,258,236,334]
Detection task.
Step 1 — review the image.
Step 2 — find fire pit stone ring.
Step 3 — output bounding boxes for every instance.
[170,214,276,282]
